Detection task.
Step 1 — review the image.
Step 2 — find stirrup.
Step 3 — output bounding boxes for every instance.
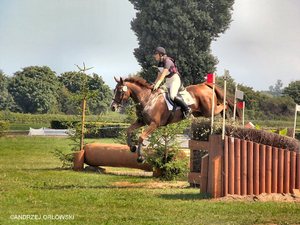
[183,108,192,119]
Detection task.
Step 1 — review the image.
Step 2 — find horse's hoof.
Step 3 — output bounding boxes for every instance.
[130,146,137,153]
[137,156,145,164]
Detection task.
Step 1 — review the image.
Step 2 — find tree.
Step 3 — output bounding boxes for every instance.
[8,66,60,113]
[0,70,19,111]
[129,0,234,85]
[283,80,300,104]
[268,79,283,97]
[58,71,112,114]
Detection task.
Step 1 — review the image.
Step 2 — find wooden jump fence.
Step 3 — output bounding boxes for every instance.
[188,135,300,198]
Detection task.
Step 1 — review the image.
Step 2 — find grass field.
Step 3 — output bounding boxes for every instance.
[1,136,300,225]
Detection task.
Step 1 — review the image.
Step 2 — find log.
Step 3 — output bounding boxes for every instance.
[84,143,153,171]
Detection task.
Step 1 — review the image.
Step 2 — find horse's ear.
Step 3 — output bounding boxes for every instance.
[114,76,120,83]
[120,77,124,84]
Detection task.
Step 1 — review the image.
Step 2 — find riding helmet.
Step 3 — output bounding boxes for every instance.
[155,47,166,55]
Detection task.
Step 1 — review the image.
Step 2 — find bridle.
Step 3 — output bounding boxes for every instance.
[112,85,128,105]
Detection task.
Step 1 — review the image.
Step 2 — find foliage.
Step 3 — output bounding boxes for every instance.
[146,120,190,180]
[191,119,300,151]
[283,80,300,104]
[58,71,113,114]
[0,70,19,111]
[268,79,284,97]
[8,66,60,113]
[0,120,9,137]
[129,0,234,85]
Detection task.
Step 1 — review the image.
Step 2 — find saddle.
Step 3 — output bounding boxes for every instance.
[160,85,195,111]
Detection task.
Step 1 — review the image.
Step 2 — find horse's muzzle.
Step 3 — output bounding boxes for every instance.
[110,102,118,112]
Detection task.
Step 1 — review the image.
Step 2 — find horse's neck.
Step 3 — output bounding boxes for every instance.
[127,83,151,107]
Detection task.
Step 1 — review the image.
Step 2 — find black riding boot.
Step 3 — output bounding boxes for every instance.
[173,96,192,119]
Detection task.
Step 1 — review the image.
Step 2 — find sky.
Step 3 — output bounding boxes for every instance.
[0,0,299,90]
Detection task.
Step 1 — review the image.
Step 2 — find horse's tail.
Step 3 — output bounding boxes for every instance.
[205,83,241,119]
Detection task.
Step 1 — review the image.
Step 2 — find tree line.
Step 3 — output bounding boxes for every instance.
[0,66,112,114]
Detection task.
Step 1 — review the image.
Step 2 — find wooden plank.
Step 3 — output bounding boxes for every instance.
[200,154,209,193]
[247,141,254,195]
[189,140,209,150]
[228,137,235,195]
[207,135,223,198]
[266,146,272,194]
[241,140,247,195]
[259,144,266,194]
[234,138,241,195]
[271,147,278,193]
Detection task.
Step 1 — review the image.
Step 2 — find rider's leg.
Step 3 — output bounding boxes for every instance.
[167,74,192,118]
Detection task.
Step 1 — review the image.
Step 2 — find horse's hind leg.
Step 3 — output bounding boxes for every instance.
[137,122,158,163]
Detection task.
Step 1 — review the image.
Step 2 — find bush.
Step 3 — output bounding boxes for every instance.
[0,120,9,137]
[145,120,190,180]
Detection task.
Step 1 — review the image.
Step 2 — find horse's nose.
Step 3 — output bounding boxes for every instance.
[111,105,116,111]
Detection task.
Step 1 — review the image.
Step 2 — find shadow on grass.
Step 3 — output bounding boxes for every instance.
[159,192,211,200]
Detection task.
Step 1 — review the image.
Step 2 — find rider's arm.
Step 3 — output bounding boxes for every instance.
[153,58,172,90]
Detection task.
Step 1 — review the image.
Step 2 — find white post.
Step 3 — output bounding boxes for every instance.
[233,84,237,121]
[242,101,245,127]
[211,74,216,134]
[293,104,298,139]
[222,70,228,140]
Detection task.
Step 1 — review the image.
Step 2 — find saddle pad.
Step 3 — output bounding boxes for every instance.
[163,90,195,111]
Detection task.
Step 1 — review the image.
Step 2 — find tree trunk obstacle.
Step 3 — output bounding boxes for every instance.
[189,135,300,198]
[73,143,153,172]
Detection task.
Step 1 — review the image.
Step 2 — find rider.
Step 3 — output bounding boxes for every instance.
[153,47,192,118]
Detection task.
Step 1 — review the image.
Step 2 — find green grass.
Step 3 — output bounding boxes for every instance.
[1,136,300,225]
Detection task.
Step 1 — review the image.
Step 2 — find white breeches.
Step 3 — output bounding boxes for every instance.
[165,73,181,101]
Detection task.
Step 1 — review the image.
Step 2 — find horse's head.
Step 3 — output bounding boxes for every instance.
[111,76,131,112]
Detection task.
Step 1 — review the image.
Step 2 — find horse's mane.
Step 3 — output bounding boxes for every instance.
[124,76,152,89]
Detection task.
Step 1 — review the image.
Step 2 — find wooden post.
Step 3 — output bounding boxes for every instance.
[241,140,247,195]
[207,135,223,198]
[296,152,300,190]
[266,146,272,194]
[233,84,237,121]
[234,138,241,195]
[210,75,216,134]
[80,97,86,151]
[259,145,266,194]
[200,154,209,193]
[223,136,229,196]
[253,143,260,195]
[222,71,228,140]
[290,151,296,193]
[283,150,290,193]
[247,141,254,195]
[228,137,235,195]
[272,147,278,193]
[293,104,298,138]
[278,149,284,193]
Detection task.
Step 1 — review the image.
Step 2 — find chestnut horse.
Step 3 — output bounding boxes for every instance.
[111,76,236,162]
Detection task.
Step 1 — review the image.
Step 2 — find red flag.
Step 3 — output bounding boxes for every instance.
[206,73,215,83]
[237,101,245,109]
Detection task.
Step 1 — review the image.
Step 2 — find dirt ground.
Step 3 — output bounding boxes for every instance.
[112,180,300,202]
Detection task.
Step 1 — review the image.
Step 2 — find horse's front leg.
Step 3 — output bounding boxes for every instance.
[126,120,144,153]
[137,122,158,163]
